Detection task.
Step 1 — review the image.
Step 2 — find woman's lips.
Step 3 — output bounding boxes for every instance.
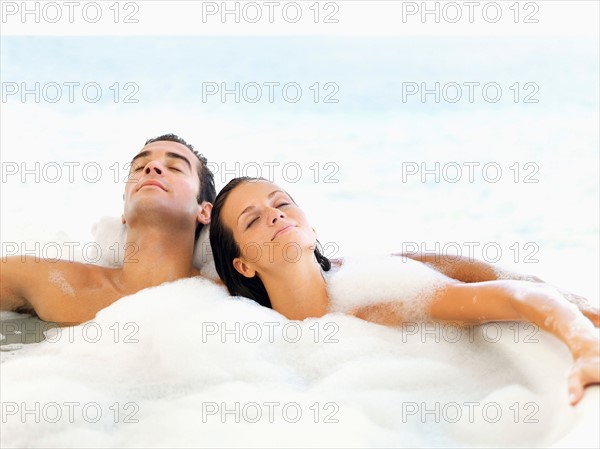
[272,224,296,241]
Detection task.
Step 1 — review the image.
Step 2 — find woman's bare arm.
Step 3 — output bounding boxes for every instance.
[351,280,599,406]
[393,252,599,326]
[429,280,599,405]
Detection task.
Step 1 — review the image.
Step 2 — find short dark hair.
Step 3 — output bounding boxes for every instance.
[209,177,331,308]
[144,133,216,240]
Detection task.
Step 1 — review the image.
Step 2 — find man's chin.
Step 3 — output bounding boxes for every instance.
[129,200,192,222]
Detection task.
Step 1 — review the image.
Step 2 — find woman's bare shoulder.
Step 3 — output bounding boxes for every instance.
[330,257,344,269]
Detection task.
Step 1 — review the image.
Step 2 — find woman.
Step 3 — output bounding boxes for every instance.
[209,177,600,406]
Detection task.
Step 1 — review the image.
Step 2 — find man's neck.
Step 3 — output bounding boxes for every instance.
[114,225,200,294]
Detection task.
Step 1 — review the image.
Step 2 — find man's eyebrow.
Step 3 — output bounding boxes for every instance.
[130,150,193,170]
[165,152,192,170]
[131,150,151,165]
[237,190,287,225]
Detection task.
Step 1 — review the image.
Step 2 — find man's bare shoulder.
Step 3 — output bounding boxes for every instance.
[3,255,117,284]
[1,256,122,323]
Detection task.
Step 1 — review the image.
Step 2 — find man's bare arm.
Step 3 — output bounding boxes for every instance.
[393,252,599,326]
[1,257,37,315]
[393,252,543,283]
[0,257,106,324]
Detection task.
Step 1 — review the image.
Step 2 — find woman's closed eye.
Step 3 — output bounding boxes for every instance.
[244,200,291,229]
[246,216,259,229]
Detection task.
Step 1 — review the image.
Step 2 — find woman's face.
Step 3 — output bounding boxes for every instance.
[221,180,317,278]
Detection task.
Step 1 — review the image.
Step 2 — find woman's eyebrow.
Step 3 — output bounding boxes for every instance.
[238,205,256,225]
[270,190,295,204]
[237,190,289,224]
[268,190,285,199]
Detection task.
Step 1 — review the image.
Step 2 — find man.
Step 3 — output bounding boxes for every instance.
[1,134,215,324]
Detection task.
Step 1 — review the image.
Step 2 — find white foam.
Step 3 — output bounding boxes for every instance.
[2,270,597,447]
[48,269,76,297]
[493,266,540,282]
[326,255,452,321]
[0,311,32,320]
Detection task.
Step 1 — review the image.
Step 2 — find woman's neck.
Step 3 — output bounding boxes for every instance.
[262,253,330,320]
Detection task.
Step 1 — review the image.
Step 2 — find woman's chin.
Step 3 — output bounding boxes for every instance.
[273,228,316,247]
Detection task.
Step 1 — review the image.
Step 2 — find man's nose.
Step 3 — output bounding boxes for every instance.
[144,160,162,175]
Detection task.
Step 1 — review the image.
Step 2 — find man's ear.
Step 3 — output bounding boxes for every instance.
[233,257,256,278]
[122,190,127,224]
[197,201,212,225]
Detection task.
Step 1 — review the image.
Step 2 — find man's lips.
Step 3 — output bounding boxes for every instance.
[138,180,166,191]
[271,224,295,241]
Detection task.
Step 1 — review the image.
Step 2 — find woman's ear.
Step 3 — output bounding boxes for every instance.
[197,201,212,225]
[311,227,318,249]
[121,214,126,225]
[233,257,256,278]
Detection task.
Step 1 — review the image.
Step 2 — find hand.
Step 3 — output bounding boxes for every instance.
[526,279,599,327]
[559,291,600,327]
[567,347,600,406]
[582,306,600,327]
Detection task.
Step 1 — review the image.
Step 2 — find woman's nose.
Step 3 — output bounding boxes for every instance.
[269,208,285,224]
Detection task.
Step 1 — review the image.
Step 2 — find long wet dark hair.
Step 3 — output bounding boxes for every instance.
[210,177,331,308]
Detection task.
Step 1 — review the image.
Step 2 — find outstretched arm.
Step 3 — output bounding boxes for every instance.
[0,256,93,324]
[431,281,599,405]
[393,252,599,326]
[392,252,540,282]
[0,257,36,315]
[351,280,599,406]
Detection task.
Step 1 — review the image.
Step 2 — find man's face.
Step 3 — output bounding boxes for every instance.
[122,141,204,227]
